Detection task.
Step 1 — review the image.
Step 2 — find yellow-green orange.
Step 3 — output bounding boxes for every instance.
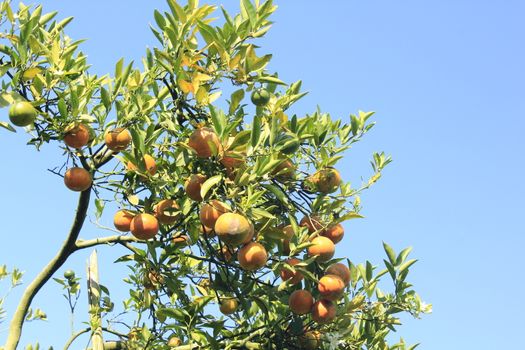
[9,101,36,127]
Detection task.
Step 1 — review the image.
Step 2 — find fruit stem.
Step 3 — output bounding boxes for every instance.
[4,189,91,350]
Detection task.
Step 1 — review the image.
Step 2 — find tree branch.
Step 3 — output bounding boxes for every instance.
[4,189,92,350]
[74,235,139,250]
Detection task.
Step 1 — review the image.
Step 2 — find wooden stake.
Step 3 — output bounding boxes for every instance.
[87,250,104,350]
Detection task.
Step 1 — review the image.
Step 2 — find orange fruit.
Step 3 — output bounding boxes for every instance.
[220,245,233,262]
[154,199,180,224]
[104,127,131,152]
[318,274,345,301]
[63,123,90,149]
[199,200,229,228]
[311,299,336,324]
[251,88,271,106]
[322,223,344,244]
[167,336,182,347]
[64,167,92,192]
[188,127,222,158]
[282,225,295,240]
[219,298,238,315]
[127,154,157,176]
[113,210,134,232]
[279,258,303,285]
[220,151,245,169]
[298,330,321,350]
[272,158,295,179]
[307,236,335,262]
[238,242,268,271]
[241,221,255,244]
[184,174,207,201]
[289,290,314,315]
[326,263,351,286]
[300,215,324,233]
[9,101,37,127]
[309,168,341,194]
[214,212,251,246]
[172,234,190,246]
[130,213,158,240]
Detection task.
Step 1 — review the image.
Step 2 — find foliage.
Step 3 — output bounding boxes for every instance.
[0,1,430,349]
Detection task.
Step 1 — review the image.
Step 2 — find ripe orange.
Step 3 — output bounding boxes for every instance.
[8,101,37,127]
[188,127,222,158]
[241,221,255,244]
[280,258,303,285]
[289,290,314,315]
[127,154,157,176]
[310,168,341,194]
[104,127,131,152]
[130,213,158,240]
[64,167,92,192]
[322,223,344,244]
[199,200,229,228]
[172,234,190,246]
[154,199,180,224]
[113,210,135,232]
[298,330,321,350]
[220,245,233,262]
[300,215,324,233]
[220,151,245,169]
[311,299,336,324]
[282,225,295,240]
[63,123,90,149]
[219,298,238,315]
[326,263,351,286]
[307,236,335,262]
[214,212,251,246]
[184,174,207,201]
[272,158,295,179]
[318,274,345,301]
[238,242,268,271]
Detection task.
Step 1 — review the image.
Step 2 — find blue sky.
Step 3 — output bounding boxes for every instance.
[1,0,524,348]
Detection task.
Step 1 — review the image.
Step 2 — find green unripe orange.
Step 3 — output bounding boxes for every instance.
[9,101,37,127]
[250,88,270,106]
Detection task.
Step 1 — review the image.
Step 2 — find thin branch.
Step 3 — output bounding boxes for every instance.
[74,235,139,250]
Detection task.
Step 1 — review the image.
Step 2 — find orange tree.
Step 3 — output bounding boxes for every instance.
[0,1,431,349]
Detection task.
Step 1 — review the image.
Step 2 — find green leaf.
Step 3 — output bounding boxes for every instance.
[229,89,245,115]
[0,122,16,133]
[261,184,288,205]
[94,199,105,219]
[241,0,257,27]
[153,10,166,30]
[200,175,223,199]
[396,247,413,266]
[228,130,251,150]
[167,0,187,22]
[258,75,287,86]
[251,115,261,148]
[383,241,396,265]
[398,259,417,274]
[335,212,364,224]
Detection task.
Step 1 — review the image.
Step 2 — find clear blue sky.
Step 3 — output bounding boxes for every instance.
[1,0,524,348]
